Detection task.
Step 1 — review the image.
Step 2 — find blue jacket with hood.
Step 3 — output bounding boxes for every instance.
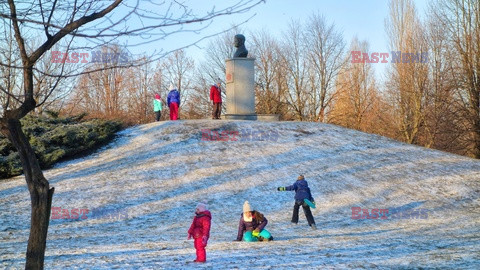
[167,89,180,106]
[285,179,314,202]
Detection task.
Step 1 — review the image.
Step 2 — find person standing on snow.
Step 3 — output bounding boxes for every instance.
[187,202,211,263]
[277,175,317,230]
[153,93,162,121]
[235,201,273,242]
[167,85,180,120]
[210,80,222,119]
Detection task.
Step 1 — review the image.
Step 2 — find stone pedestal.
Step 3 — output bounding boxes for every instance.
[225,58,256,119]
[223,57,279,121]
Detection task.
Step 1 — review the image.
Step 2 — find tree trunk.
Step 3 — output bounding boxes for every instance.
[471,117,480,159]
[0,118,54,270]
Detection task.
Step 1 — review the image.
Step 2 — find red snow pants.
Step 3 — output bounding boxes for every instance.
[194,238,206,262]
[169,102,179,120]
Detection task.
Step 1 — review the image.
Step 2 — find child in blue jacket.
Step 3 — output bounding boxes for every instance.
[277,175,317,230]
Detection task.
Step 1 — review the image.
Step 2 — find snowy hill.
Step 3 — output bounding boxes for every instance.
[1,120,479,269]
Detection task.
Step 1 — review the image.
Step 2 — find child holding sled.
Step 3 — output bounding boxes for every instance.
[187,202,211,263]
[235,201,274,242]
[277,174,317,230]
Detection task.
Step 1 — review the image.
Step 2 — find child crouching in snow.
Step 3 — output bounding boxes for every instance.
[187,203,211,263]
[235,201,273,242]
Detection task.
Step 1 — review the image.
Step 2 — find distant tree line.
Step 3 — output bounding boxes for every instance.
[44,0,478,159]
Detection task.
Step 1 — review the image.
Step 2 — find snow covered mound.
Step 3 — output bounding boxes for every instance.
[1,120,479,269]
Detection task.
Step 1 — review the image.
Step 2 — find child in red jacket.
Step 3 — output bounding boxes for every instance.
[187,203,211,263]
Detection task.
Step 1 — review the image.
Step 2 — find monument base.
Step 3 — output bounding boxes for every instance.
[223,114,280,121]
[257,114,280,121]
[223,114,257,120]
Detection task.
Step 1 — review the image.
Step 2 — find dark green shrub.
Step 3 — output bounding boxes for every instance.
[0,115,122,179]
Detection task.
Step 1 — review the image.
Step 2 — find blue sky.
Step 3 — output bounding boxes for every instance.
[128,0,430,79]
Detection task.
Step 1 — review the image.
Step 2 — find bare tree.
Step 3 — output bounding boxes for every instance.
[433,0,480,157]
[68,45,131,119]
[0,1,263,268]
[278,15,345,121]
[32,55,75,115]
[184,71,213,119]
[67,45,166,125]
[419,6,460,152]
[304,13,346,122]
[329,38,383,132]
[160,49,195,116]
[190,27,240,118]
[200,27,239,82]
[385,0,429,144]
[0,19,20,111]
[280,20,309,120]
[121,56,156,124]
[250,29,287,115]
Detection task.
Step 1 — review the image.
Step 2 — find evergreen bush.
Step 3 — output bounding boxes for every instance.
[0,115,122,179]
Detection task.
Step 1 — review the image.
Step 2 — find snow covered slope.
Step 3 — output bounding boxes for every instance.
[1,120,479,269]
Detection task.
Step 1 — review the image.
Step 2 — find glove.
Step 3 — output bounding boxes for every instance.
[277,187,286,191]
[187,234,192,240]
[202,236,208,246]
[252,229,260,237]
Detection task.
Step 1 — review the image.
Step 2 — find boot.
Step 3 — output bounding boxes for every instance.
[310,224,317,230]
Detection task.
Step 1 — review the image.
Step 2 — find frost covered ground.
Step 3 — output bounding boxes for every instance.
[1,120,479,269]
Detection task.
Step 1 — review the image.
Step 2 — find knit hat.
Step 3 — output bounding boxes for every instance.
[196,202,208,212]
[155,93,161,99]
[298,175,305,180]
[243,201,251,213]
[169,84,176,91]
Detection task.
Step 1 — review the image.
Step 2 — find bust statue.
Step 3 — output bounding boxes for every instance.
[233,34,248,58]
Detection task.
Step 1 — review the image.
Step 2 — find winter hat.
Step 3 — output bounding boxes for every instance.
[298,174,305,180]
[169,84,176,91]
[243,201,251,213]
[196,202,208,212]
[155,93,161,99]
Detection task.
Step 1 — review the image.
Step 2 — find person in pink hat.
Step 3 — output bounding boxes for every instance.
[187,202,211,263]
[153,93,162,121]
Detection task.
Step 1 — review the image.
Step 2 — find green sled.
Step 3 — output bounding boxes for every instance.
[304,198,316,209]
